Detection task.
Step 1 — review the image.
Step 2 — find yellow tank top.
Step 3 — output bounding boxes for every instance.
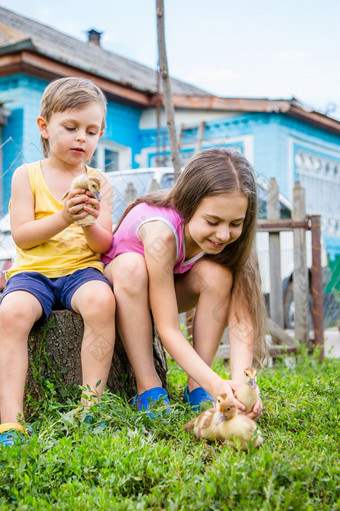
[7,161,104,279]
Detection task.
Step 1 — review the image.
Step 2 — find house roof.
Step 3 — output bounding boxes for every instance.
[0,7,339,134]
[0,6,210,101]
[171,95,340,135]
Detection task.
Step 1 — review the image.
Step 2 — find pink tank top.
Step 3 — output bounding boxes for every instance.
[102,203,204,273]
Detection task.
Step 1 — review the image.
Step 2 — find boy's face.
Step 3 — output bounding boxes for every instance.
[38,103,104,167]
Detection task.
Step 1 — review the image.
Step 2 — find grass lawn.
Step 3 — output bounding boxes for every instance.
[0,345,339,510]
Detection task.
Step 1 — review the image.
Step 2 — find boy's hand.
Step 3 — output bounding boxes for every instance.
[83,190,101,221]
[62,188,91,223]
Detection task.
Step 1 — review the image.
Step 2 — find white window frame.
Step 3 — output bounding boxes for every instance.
[93,139,132,172]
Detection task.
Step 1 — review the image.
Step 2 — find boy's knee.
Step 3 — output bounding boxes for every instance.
[90,288,115,316]
[75,283,115,316]
[0,299,38,333]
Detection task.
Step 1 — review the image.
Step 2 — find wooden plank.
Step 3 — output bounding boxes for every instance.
[293,181,310,343]
[310,215,325,358]
[216,319,296,361]
[257,219,310,232]
[267,178,284,327]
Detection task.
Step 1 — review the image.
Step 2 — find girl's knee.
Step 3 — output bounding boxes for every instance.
[113,255,148,295]
[195,260,233,294]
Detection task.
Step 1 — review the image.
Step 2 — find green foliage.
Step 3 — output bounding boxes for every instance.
[1,347,339,510]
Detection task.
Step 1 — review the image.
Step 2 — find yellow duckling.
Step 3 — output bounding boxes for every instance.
[235,367,260,414]
[184,394,263,451]
[214,395,263,450]
[62,169,101,226]
[183,396,235,439]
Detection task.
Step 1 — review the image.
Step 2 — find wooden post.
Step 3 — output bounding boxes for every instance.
[267,178,284,327]
[293,182,310,343]
[310,215,324,359]
[125,182,137,206]
[196,121,206,153]
[156,0,182,180]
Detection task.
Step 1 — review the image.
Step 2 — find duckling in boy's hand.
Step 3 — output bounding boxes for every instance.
[184,394,263,450]
[62,169,101,226]
[235,367,260,414]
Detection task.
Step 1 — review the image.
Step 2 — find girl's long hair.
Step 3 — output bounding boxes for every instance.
[116,148,268,363]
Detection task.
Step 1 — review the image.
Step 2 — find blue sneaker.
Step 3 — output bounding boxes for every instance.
[74,406,106,430]
[132,387,170,419]
[183,386,214,410]
[0,423,33,448]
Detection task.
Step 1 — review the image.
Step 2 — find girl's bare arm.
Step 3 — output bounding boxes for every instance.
[140,221,245,407]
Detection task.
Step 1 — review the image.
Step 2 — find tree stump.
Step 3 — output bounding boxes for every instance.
[26,310,167,413]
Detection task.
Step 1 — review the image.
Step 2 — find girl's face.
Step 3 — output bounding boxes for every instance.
[38,103,104,168]
[185,192,248,257]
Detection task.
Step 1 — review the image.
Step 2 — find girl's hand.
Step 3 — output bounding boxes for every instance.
[228,379,263,420]
[247,397,263,421]
[215,379,246,413]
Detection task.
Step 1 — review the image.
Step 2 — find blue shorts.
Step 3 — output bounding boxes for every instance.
[0,268,112,321]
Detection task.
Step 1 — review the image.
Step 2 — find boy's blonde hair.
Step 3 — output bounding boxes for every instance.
[39,77,107,157]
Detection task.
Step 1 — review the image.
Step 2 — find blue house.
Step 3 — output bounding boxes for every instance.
[0,5,339,269]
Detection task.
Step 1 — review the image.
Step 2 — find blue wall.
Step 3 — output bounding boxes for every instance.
[0,74,143,209]
[1,73,340,256]
[138,111,340,257]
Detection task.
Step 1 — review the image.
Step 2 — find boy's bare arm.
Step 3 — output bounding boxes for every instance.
[10,165,70,249]
[10,165,102,249]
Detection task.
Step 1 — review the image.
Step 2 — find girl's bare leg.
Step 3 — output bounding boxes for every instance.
[105,253,162,395]
[0,291,43,424]
[175,259,233,392]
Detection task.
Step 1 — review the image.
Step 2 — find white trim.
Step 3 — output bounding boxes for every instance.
[182,251,205,267]
[136,134,254,168]
[137,217,179,258]
[94,139,132,171]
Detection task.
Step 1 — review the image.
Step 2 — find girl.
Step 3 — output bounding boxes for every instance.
[103,148,267,419]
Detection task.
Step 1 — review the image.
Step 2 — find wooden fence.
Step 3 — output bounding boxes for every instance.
[257,179,324,359]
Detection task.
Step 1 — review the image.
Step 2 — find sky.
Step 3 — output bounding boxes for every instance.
[1,0,340,120]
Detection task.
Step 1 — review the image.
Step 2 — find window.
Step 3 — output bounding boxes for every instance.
[92,140,131,172]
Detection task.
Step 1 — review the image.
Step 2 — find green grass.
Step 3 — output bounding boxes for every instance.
[1,346,339,510]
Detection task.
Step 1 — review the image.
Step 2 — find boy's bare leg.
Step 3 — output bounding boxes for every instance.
[0,291,43,424]
[71,280,115,405]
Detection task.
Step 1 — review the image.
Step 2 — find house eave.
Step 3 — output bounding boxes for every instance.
[0,39,36,55]
[0,50,154,109]
[171,95,340,135]
[286,105,340,135]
